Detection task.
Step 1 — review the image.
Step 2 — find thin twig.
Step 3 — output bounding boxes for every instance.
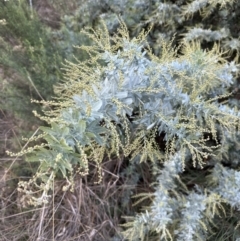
[0,127,40,183]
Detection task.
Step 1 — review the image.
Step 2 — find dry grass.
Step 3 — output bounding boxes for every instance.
[0,152,153,240]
